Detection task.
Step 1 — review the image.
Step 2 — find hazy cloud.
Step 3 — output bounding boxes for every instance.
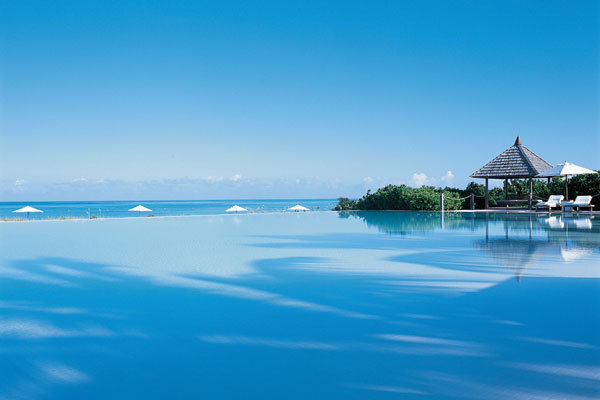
[205,176,224,183]
[411,173,430,186]
[0,176,386,201]
[440,170,455,184]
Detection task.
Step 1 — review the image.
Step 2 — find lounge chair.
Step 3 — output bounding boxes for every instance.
[561,196,595,213]
[535,195,564,211]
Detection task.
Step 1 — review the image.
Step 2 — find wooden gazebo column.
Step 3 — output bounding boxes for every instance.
[528,178,533,209]
[485,178,489,209]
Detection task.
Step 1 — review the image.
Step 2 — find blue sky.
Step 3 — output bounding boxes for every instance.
[1,0,598,200]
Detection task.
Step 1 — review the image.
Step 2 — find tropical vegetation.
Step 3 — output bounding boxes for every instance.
[335,173,600,211]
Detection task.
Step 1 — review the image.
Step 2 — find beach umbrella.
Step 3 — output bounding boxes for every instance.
[226,205,248,213]
[536,161,598,200]
[12,206,43,220]
[129,205,152,216]
[288,204,309,212]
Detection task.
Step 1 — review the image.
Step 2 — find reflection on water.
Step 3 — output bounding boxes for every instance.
[342,210,597,237]
[343,211,599,281]
[0,212,599,399]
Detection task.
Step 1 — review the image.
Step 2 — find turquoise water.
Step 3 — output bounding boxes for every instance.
[0,199,336,220]
[1,212,599,399]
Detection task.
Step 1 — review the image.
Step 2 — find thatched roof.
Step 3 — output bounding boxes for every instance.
[471,136,552,179]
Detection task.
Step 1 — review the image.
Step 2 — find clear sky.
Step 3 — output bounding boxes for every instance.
[1,0,598,200]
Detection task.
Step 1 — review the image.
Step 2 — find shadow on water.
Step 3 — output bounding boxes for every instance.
[2,254,599,399]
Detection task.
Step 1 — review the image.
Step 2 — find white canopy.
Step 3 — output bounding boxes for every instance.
[288,204,309,211]
[13,206,43,213]
[129,205,152,212]
[536,161,597,178]
[536,162,597,200]
[226,205,248,212]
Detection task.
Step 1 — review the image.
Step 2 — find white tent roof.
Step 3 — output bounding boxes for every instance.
[288,204,309,211]
[226,205,248,212]
[12,206,43,213]
[129,205,152,212]
[536,161,597,178]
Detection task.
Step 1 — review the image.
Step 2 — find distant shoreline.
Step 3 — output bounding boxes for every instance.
[0,198,337,204]
[3,208,595,223]
[0,210,337,223]
[0,199,338,221]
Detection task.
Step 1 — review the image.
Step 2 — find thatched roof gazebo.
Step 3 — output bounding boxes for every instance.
[471,136,552,209]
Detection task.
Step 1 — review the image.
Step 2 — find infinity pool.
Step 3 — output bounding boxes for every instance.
[1,212,598,399]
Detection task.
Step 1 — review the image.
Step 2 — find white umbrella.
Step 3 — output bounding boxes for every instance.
[536,161,598,200]
[12,206,43,220]
[288,204,309,212]
[226,205,248,213]
[129,205,152,216]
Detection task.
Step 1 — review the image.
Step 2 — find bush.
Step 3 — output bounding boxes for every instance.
[569,172,600,208]
[334,197,358,211]
[406,187,440,211]
[336,185,463,211]
[335,172,599,211]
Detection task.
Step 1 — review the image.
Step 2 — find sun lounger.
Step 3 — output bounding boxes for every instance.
[561,196,595,213]
[535,195,564,211]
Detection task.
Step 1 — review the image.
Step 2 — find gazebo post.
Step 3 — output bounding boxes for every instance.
[485,178,489,209]
[504,179,508,200]
[528,178,533,209]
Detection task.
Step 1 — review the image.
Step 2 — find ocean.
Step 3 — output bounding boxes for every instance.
[0,199,337,220]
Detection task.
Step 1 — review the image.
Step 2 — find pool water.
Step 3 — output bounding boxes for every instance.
[1,212,598,399]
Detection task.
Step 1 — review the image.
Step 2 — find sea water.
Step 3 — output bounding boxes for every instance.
[0,199,336,220]
[0,212,598,399]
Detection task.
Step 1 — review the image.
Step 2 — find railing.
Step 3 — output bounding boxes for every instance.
[440,192,600,211]
[439,193,476,211]
[439,193,542,211]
